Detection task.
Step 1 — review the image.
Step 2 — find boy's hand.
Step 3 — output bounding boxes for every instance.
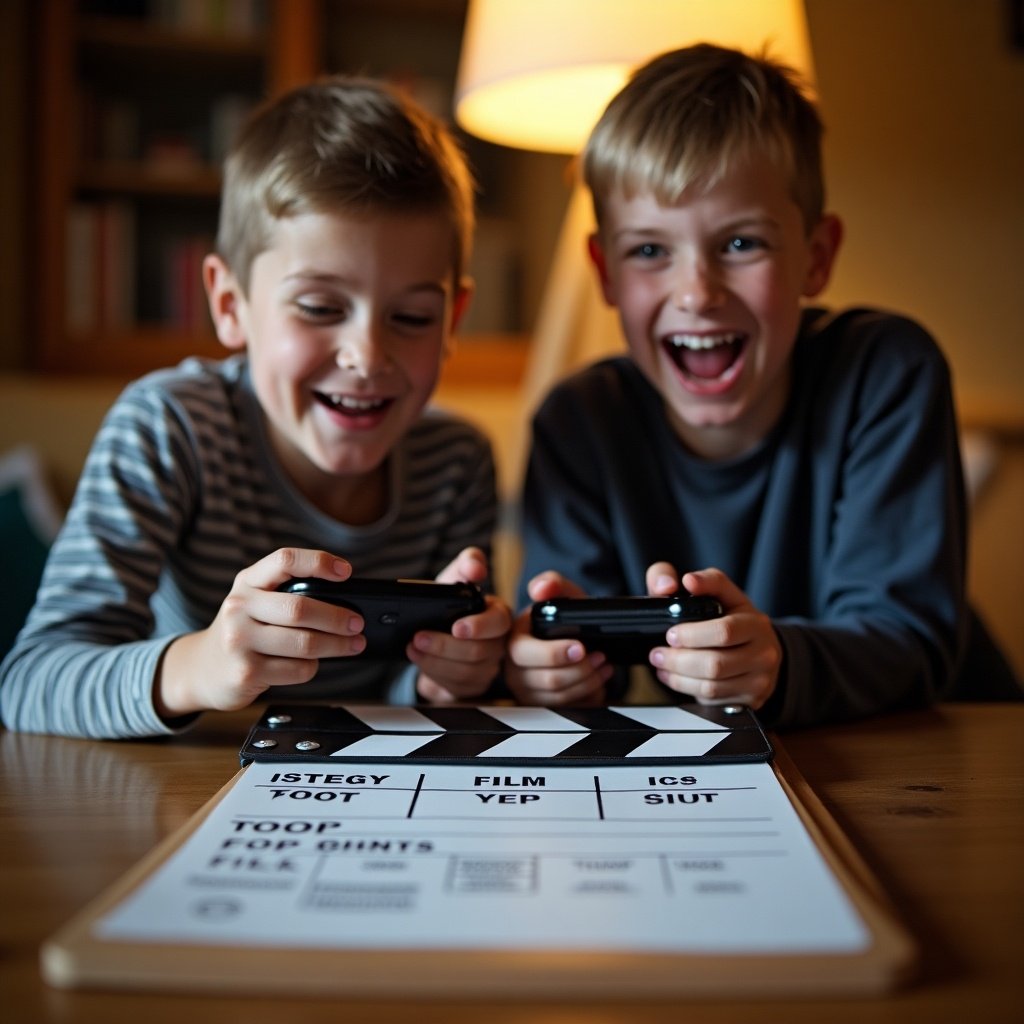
[156,548,366,718]
[505,571,615,707]
[412,547,511,703]
[645,563,781,709]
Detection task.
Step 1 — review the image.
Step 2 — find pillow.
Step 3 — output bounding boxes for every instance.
[0,446,64,661]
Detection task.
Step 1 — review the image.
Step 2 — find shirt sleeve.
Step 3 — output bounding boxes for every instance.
[0,383,201,738]
[767,315,968,728]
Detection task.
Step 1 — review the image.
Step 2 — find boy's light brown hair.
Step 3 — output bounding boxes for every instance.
[216,76,475,292]
[583,43,825,233]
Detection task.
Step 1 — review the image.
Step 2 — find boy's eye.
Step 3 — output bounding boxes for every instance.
[723,235,765,256]
[392,311,437,329]
[295,299,344,320]
[627,242,666,260]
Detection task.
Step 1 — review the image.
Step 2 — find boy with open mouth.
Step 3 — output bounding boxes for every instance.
[506,44,1015,725]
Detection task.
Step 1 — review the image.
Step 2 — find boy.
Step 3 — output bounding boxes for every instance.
[507,44,978,727]
[0,78,510,738]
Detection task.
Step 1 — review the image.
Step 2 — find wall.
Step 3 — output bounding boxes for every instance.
[807,0,1024,416]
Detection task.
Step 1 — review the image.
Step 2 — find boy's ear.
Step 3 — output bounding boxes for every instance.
[203,254,247,351]
[587,233,617,306]
[802,214,844,298]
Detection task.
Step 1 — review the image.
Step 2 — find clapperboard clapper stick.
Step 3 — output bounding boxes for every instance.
[240,703,773,766]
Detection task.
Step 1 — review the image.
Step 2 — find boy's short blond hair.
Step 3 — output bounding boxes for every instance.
[583,44,824,232]
[217,76,475,292]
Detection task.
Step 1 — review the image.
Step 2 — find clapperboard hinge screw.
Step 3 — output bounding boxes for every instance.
[295,740,321,751]
[266,714,292,726]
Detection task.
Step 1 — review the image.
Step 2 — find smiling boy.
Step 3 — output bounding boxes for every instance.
[507,45,976,727]
[0,78,510,738]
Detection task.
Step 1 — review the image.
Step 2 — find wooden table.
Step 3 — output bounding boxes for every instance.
[2,704,1021,1023]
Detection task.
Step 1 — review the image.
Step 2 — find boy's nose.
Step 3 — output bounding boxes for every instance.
[335,325,392,377]
[672,263,724,315]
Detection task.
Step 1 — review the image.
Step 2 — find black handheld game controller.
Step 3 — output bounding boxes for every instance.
[530,593,723,664]
[278,577,485,659]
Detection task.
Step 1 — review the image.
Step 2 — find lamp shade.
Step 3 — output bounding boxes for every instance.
[455,0,814,153]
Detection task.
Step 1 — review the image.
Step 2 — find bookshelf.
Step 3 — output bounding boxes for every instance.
[33,0,322,375]
[30,0,535,384]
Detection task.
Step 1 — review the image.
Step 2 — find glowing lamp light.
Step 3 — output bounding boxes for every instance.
[454,0,815,154]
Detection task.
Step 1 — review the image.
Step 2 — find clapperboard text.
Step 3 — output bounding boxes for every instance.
[210,772,721,871]
[260,771,708,804]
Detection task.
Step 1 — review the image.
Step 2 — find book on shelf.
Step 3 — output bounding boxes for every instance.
[163,235,214,335]
[65,201,137,334]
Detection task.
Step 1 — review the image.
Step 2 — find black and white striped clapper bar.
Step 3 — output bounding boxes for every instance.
[241,704,773,766]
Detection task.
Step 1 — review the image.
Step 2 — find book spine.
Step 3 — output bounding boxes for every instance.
[65,202,139,334]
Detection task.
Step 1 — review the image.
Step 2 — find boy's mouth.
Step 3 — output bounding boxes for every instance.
[662,332,746,384]
[313,391,394,424]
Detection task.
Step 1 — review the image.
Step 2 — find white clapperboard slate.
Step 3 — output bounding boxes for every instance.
[239,703,773,766]
[45,703,920,997]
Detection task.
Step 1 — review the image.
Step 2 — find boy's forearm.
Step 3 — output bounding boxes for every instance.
[0,630,181,739]
[767,619,953,729]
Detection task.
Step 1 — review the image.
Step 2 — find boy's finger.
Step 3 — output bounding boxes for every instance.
[435,546,488,585]
[242,548,352,591]
[526,572,587,602]
[254,588,365,636]
[682,567,748,609]
[646,561,681,595]
[508,633,590,668]
[451,597,511,640]
[247,623,367,660]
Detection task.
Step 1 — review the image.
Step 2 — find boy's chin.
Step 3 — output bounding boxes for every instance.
[670,405,740,434]
[311,447,389,479]
[664,401,753,458]
[658,373,743,427]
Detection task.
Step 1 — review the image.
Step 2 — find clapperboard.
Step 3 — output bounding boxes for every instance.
[240,703,773,766]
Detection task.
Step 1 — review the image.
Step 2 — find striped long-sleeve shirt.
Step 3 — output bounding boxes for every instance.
[0,355,497,738]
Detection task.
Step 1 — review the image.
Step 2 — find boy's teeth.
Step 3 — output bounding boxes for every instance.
[668,333,741,350]
[323,394,385,411]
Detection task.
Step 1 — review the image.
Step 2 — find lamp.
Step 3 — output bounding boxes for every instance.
[455,0,815,155]
[454,0,815,450]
